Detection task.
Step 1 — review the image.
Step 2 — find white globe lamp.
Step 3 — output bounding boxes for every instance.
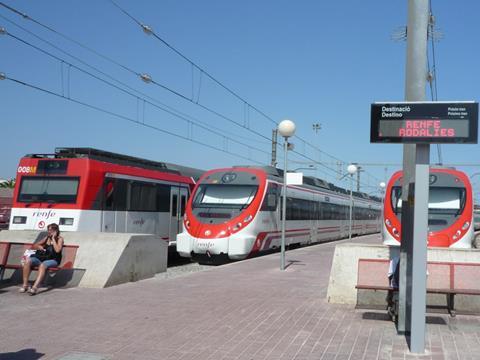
[278,119,296,138]
[347,164,358,175]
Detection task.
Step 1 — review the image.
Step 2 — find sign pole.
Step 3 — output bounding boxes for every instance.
[401,0,429,353]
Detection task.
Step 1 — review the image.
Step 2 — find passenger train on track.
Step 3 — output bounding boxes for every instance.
[383,168,474,248]
[10,148,203,246]
[177,166,382,262]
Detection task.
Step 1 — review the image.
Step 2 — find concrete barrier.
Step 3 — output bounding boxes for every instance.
[0,230,168,288]
[327,242,480,313]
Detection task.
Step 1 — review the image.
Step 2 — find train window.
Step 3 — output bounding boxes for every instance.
[193,184,258,208]
[321,203,331,220]
[156,184,170,212]
[391,187,402,215]
[130,182,156,212]
[172,194,178,217]
[260,183,279,211]
[180,195,186,217]
[18,176,79,204]
[429,187,466,215]
[103,178,128,211]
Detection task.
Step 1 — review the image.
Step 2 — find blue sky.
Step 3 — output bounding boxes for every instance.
[1,1,479,196]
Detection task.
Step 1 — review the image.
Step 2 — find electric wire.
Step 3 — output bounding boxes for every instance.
[0,2,138,76]
[2,30,270,160]
[107,0,383,185]
[428,0,442,165]
[0,2,273,143]
[1,1,382,184]
[0,13,270,146]
[107,0,279,127]
[3,75,265,165]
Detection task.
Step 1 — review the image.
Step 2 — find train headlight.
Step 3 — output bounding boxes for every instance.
[385,219,392,227]
[59,217,74,226]
[233,222,242,231]
[456,230,462,237]
[13,216,27,224]
[462,221,470,230]
[185,220,190,229]
[392,227,400,237]
[244,215,252,223]
[204,229,211,236]
[453,235,458,240]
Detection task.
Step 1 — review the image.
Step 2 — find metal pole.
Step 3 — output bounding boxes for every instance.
[380,188,385,229]
[398,0,429,353]
[280,138,288,271]
[356,167,361,192]
[410,145,429,353]
[271,129,278,167]
[349,174,353,241]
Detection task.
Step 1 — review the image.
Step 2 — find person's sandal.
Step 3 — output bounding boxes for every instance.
[28,287,38,296]
[18,286,29,293]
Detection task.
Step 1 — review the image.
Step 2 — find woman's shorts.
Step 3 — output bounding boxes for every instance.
[29,257,59,269]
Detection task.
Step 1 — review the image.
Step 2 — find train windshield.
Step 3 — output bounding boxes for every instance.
[18,176,79,203]
[391,186,466,215]
[193,184,258,209]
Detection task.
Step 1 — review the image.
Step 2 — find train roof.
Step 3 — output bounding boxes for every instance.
[232,165,380,203]
[23,148,204,180]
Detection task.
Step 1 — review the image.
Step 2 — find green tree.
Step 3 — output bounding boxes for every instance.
[0,179,15,189]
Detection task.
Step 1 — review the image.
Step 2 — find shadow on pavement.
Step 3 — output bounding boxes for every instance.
[0,348,45,360]
[284,260,305,269]
[361,311,392,321]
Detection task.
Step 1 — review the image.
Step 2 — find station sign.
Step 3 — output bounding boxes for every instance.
[370,102,478,144]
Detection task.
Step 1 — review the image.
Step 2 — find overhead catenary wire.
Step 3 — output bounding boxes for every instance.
[107,0,279,127]
[1,1,381,184]
[0,1,138,76]
[0,14,269,146]
[0,3,273,144]
[3,30,270,158]
[106,0,383,184]
[2,74,266,165]
[427,0,442,165]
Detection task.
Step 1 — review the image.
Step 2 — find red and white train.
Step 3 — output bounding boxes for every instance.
[10,148,203,245]
[383,168,474,248]
[177,166,382,262]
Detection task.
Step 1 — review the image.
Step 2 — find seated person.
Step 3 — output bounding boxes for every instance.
[20,223,64,295]
[386,255,400,317]
[388,255,400,289]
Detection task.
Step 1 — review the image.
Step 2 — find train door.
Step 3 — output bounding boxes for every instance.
[102,178,115,232]
[179,187,188,227]
[169,186,187,243]
[102,178,128,232]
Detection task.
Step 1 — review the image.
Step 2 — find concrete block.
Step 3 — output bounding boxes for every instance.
[0,230,167,288]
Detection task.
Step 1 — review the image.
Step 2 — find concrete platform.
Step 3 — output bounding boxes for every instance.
[1,233,480,359]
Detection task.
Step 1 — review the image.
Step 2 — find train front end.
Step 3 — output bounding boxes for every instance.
[9,156,88,232]
[383,169,474,248]
[177,167,267,262]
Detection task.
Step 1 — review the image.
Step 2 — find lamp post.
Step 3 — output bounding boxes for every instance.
[278,119,296,271]
[347,164,358,241]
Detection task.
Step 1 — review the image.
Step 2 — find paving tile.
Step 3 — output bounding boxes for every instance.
[1,234,478,360]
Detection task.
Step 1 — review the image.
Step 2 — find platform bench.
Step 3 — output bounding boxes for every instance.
[355,258,480,319]
[0,241,79,281]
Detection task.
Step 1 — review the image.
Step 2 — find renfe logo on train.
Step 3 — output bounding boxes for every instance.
[370,102,478,144]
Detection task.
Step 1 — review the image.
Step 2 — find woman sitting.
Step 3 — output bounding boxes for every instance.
[20,223,64,295]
